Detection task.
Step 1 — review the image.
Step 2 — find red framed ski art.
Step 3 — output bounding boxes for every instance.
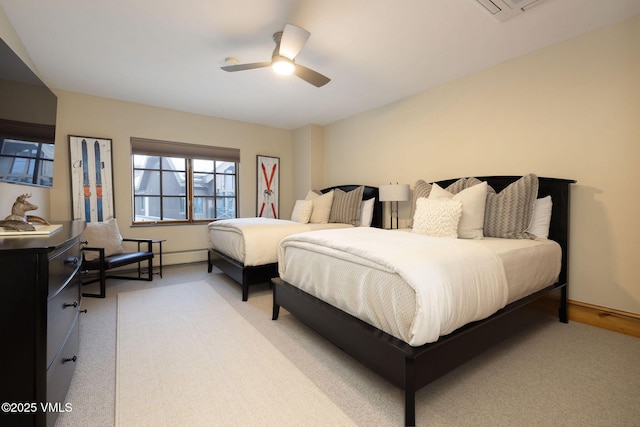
[256,155,279,219]
[69,135,115,222]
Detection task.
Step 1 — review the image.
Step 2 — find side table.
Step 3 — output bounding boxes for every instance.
[137,239,166,278]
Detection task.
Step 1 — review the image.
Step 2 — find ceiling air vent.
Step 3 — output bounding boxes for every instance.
[474,0,551,22]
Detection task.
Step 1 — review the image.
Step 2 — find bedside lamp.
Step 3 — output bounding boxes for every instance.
[379,183,410,229]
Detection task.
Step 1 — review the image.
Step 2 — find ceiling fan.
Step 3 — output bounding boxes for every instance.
[221,24,331,88]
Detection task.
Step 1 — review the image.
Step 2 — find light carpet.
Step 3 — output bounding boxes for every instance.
[115,281,355,426]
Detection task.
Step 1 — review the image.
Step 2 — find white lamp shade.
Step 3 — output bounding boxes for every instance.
[379,184,410,202]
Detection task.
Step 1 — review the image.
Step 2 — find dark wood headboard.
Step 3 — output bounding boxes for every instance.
[320,185,383,229]
[434,176,576,286]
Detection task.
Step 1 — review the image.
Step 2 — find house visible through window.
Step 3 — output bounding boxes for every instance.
[131,137,239,224]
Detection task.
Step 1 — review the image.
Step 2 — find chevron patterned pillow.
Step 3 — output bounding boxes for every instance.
[483,174,539,239]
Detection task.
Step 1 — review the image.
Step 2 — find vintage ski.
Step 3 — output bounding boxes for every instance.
[259,162,278,219]
[81,139,91,221]
[94,140,103,221]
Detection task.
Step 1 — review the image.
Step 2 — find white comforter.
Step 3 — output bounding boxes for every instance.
[278,227,509,345]
[208,218,351,266]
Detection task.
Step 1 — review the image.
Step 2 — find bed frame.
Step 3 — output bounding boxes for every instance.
[208,185,383,301]
[272,176,575,426]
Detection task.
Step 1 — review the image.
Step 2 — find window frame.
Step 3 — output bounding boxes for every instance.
[131,138,239,225]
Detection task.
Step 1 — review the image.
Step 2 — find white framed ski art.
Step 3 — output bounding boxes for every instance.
[69,135,115,222]
[256,155,279,219]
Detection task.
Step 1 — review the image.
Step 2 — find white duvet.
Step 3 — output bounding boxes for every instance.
[208,218,351,266]
[278,227,510,345]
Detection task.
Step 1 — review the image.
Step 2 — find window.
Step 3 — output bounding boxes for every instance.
[131,138,239,224]
[0,139,54,187]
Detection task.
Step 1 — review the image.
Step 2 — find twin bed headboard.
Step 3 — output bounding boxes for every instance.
[319,177,575,286]
[320,185,383,229]
[435,176,576,285]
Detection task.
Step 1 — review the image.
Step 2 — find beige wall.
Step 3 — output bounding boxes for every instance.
[292,124,324,200]
[321,15,640,315]
[49,91,293,264]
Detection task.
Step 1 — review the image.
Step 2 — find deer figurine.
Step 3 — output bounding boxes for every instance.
[0,194,50,231]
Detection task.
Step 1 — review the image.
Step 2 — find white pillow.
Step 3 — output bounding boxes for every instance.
[428,181,488,239]
[305,190,334,224]
[81,218,124,261]
[526,196,553,239]
[290,199,313,223]
[412,198,462,238]
[359,198,375,227]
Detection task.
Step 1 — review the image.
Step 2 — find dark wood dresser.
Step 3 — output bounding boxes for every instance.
[0,221,85,427]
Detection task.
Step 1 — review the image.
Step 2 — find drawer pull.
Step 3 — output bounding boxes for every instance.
[63,301,79,308]
[80,240,88,245]
[64,256,79,266]
[62,356,77,363]
[80,309,88,314]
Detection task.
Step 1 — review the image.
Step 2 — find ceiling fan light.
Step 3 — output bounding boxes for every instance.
[272,57,294,75]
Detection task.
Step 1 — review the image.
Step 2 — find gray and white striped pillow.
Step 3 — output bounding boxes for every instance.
[329,186,364,225]
[483,174,539,239]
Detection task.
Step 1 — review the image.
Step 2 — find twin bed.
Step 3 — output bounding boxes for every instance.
[271,175,574,426]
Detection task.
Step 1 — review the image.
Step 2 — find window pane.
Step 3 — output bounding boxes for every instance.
[134,154,159,169]
[37,160,54,186]
[193,172,215,196]
[193,159,214,173]
[161,196,186,220]
[216,197,236,219]
[162,171,186,195]
[216,161,235,173]
[134,170,160,194]
[162,157,186,171]
[1,140,38,157]
[41,143,55,160]
[193,196,215,220]
[134,196,161,221]
[217,174,236,196]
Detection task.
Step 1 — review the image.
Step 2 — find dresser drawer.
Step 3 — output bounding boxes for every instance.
[46,315,79,427]
[47,277,81,367]
[48,241,81,296]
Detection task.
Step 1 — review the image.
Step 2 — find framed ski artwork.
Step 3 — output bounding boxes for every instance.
[256,155,279,219]
[69,136,114,222]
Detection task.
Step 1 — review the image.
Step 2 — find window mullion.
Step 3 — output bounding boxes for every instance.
[187,159,194,222]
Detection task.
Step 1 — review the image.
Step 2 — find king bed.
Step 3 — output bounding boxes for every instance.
[208,185,382,300]
[272,175,575,426]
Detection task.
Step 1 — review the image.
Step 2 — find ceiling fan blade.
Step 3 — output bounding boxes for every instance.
[279,24,310,60]
[221,62,271,72]
[294,64,331,87]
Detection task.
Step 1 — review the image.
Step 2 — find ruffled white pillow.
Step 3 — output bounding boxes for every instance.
[412,198,462,238]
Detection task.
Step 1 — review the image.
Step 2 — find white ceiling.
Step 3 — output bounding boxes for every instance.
[2,0,640,130]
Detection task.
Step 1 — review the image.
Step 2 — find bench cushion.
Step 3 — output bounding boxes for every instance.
[83,251,153,270]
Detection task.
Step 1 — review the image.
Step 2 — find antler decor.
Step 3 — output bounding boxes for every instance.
[0,193,50,231]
